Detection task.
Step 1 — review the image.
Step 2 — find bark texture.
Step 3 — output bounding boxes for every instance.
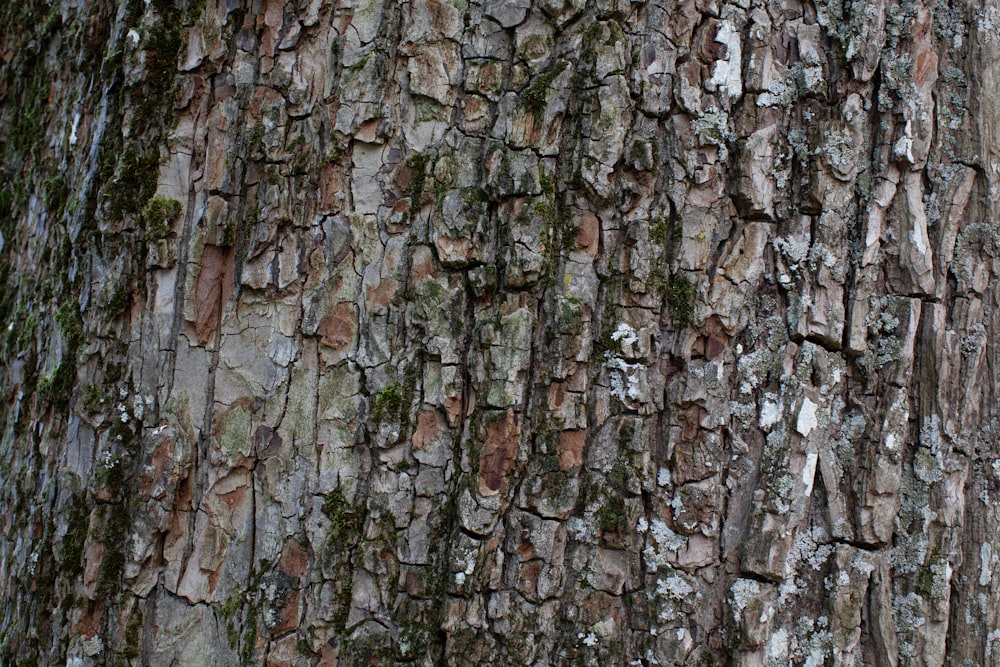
[2,0,1000,665]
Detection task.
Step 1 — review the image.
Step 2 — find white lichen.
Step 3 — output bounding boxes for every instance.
[657,573,694,601]
[796,397,818,437]
[707,20,743,101]
[605,355,646,403]
[765,628,789,661]
[69,112,81,146]
[980,542,993,587]
[611,322,638,348]
[730,578,761,621]
[801,450,818,497]
[643,519,688,571]
[759,395,782,430]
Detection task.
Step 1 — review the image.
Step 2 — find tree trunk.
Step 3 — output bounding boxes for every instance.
[2,0,999,665]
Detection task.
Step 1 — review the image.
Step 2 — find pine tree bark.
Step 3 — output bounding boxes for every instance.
[2,0,1000,665]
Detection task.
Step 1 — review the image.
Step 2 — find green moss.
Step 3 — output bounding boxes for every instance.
[43,175,69,215]
[114,606,143,660]
[322,142,345,165]
[539,173,555,195]
[182,0,206,24]
[649,217,668,244]
[291,151,311,175]
[140,196,181,239]
[555,296,584,334]
[219,593,241,620]
[523,61,567,114]
[322,489,366,545]
[533,200,556,225]
[666,274,695,328]
[240,613,258,665]
[55,301,83,349]
[105,279,133,318]
[95,502,129,598]
[14,307,38,351]
[405,152,431,222]
[597,494,627,538]
[607,451,637,492]
[217,404,252,457]
[38,6,61,38]
[370,383,410,425]
[57,491,89,579]
[245,124,265,158]
[219,217,238,246]
[103,145,161,222]
[321,488,364,631]
[130,21,183,131]
[37,360,75,410]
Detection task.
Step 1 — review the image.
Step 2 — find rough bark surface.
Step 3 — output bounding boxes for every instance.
[2,0,1000,665]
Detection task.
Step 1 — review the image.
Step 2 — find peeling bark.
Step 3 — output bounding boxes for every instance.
[2,0,1000,665]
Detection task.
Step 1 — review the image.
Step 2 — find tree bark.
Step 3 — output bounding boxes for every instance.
[2,0,999,665]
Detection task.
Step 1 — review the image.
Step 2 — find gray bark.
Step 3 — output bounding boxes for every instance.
[1,0,999,665]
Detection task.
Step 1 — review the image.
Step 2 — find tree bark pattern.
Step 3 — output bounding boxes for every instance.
[1,0,999,665]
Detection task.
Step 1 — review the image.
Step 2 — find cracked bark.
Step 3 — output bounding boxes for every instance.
[2,0,1000,665]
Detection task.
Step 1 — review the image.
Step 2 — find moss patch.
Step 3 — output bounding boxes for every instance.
[523,61,567,114]
[321,488,366,631]
[405,152,432,222]
[666,274,695,328]
[140,196,182,239]
[370,382,412,425]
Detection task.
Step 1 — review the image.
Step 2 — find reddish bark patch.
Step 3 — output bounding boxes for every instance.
[258,0,285,55]
[518,560,541,597]
[271,589,301,635]
[217,484,248,512]
[365,276,397,308]
[443,395,462,427]
[679,405,709,441]
[175,474,193,512]
[249,85,283,120]
[319,163,344,213]
[317,301,354,350]
[575,211,600,257]
[83,541,104,599]
[316,643,340,667]
[913,48,937,90]
[279,539,311,578]
[548,382,565,410]
[410,251,437,282]
[412,410,440,450]
[356,118,380,143]
[140,434,175,500]
[703,317,731,362]
[426,0,453,33]
[403,568,426,597]
[517,536,536,560]
[194,245,235,343]
[206,554,223,596]
[478,410,519,496]
[673,425,716,485]
[558,430,586,470]
[911,10,937,91]
[77,601,103,638]
[436,235,475,265]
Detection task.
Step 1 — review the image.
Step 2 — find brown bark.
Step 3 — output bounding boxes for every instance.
[1,0,1000,665]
